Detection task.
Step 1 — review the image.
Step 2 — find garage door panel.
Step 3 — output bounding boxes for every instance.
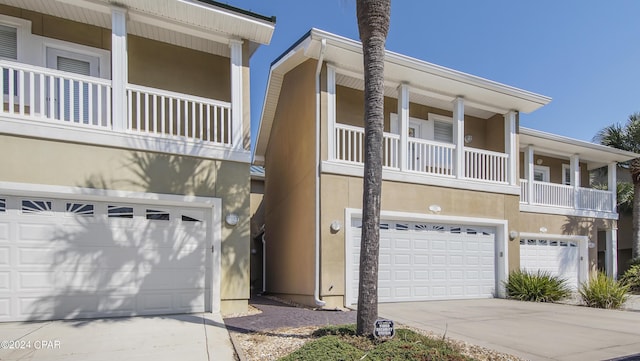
[350,220,496,304]
[0,195,211,322]
[520,239,579,289]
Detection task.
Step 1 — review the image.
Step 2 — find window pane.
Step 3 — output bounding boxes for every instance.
[0,24,17,60]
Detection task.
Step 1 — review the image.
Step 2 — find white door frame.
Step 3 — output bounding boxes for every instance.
[344,208,509,307]
[518,232,589,287]
[0,181,222,313]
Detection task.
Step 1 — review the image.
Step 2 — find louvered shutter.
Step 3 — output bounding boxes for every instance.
[0,24,17,60]
[57,56,91,76]
[434,121,453,143]
[57,56,91,122]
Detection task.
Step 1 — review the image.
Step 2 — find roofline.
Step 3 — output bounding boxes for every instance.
[271,29,312,67]
[520,127,640,159]
[194,0,276,24]
[307,29,551,108]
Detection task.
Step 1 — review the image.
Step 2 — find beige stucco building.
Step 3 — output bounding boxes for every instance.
[254,29,638,309]
[0,0,274,321]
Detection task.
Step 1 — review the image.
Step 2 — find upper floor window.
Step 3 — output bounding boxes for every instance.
[0,24,17,60]
[534,165,550,182]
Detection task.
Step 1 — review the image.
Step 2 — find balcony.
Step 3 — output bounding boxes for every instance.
[333,123,510,184]
[1,60,236,149]
[520,179,615,214]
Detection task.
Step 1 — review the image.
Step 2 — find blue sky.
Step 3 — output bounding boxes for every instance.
[225,1,640,146]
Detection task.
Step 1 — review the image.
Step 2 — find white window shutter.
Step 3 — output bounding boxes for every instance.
[434,121,453,143]
[57,56,91,76]
[0,24,17,60]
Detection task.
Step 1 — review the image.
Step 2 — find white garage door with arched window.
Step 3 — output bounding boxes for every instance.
[345,210,508,306]
[519,233,589,290]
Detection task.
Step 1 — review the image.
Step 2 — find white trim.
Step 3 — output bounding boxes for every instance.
[562,163,571,186]
[111,6,127,131]
[525,145,534,204]
[0,14,31,63]
[41,38,110,78]
[606,228,618,279]
[452,97,464,179]
[46,47,100,76]
[534,165,550,182]
[0,117,251,163]
[519,206,618,220]
[397,83,409,171]
[505,111,517,185]
[0,181,222,313]
[518,232,590,287]
[344,208,509,307]
[322,160,520,195]
[608,163,617,213]
[229,39,243,150]
[327,63,337,161]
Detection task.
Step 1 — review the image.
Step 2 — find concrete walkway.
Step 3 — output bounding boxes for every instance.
[380,299,640,361]
[0,313,235,361]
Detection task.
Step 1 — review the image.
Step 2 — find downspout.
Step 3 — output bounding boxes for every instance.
[314,38,327,307]
[261,232,266,294]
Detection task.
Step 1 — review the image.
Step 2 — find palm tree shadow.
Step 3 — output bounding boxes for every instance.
[24,150,234,326]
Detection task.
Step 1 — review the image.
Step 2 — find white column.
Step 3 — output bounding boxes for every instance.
[327,64,337,161]
[607,228,618,279]
[608,162,617,213]
[229,39,243,149]
[111,7,127,131]
[505,111,517,185]
[452,97,464,179]
[570,154,580,209]
[398,83,409,171]
[525,145,534,205]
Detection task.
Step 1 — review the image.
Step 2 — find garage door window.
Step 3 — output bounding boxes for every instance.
[146,209,170,221]
[66,202,94,216]
[22,200,52,214]
[108,205,133,218]
[0,198,5,212]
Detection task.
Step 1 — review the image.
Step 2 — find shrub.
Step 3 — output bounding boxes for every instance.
[620,265,640,294]
[504,269,571,302]
[278,335,364,361]
[579,272,629,309]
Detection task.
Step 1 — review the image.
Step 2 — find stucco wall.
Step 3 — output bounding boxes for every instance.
[319,173,521,308]
[263,59,317,299]
[0,134,250,312]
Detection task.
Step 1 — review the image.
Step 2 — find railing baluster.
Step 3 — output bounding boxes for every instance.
[8,68,14,114]
[39,73,45,118]
[152,94,158,133]
[161,96,166,135]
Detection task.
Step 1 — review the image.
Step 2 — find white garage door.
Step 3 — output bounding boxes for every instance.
[348,219,496,305]
[520,238,579,290]
[0,195,211,322]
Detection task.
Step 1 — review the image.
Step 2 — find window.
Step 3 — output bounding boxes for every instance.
[534,165,550,182]
[0,24,17,98]
[146,209,170,221]
[433,120,453,143]
[22,200,52,214]
[108,205,133,218]
[46,47,99,123]
[0,198,5,213]
[562,164,580,186]
[66,202,94,217]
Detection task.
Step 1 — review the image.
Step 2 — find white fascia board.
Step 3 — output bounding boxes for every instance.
[307,29,551,113]
[519,205,619,220]
[520,127,640,163]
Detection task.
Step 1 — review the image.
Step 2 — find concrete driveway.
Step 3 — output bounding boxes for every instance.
[380,299,640,361]
[0,313,235,361]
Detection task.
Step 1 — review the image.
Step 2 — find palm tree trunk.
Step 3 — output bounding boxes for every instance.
[355,0,390,337]
[633,179,640,260]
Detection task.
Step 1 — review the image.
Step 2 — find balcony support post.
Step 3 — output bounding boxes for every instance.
[570,154,580,208]
[327,64,337,161]
[525,145,534,205]
[398,83,409,171]
[452,97,464,179]
[229,39,243,149]
[505,111,517,185]
[606,228,618,279]
[608,162,617,213]
[111,6,127,131]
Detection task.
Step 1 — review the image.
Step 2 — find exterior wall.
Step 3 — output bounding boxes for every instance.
[617,212,633,274]
[518,153,589,186]
[128,35,231,102]
[319,173,520,308]
[263,59,317,301]
[0,5,231,105]
[0,134,250,313]
[334,85,492,148]
[514,211,614,274]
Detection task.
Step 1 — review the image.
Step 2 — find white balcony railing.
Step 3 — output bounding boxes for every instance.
[464,147,508,183]
[407,137,454,176]
[1,60,236,147]
[520,179,614,213]
[126,84,232,145]
[1,59,111,127]
[334,124,399,169]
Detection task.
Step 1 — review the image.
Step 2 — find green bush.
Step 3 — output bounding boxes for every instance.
[579,272,629,309]
[278,335,364,361]
[620,265,640,294]
[504,269,572,302]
